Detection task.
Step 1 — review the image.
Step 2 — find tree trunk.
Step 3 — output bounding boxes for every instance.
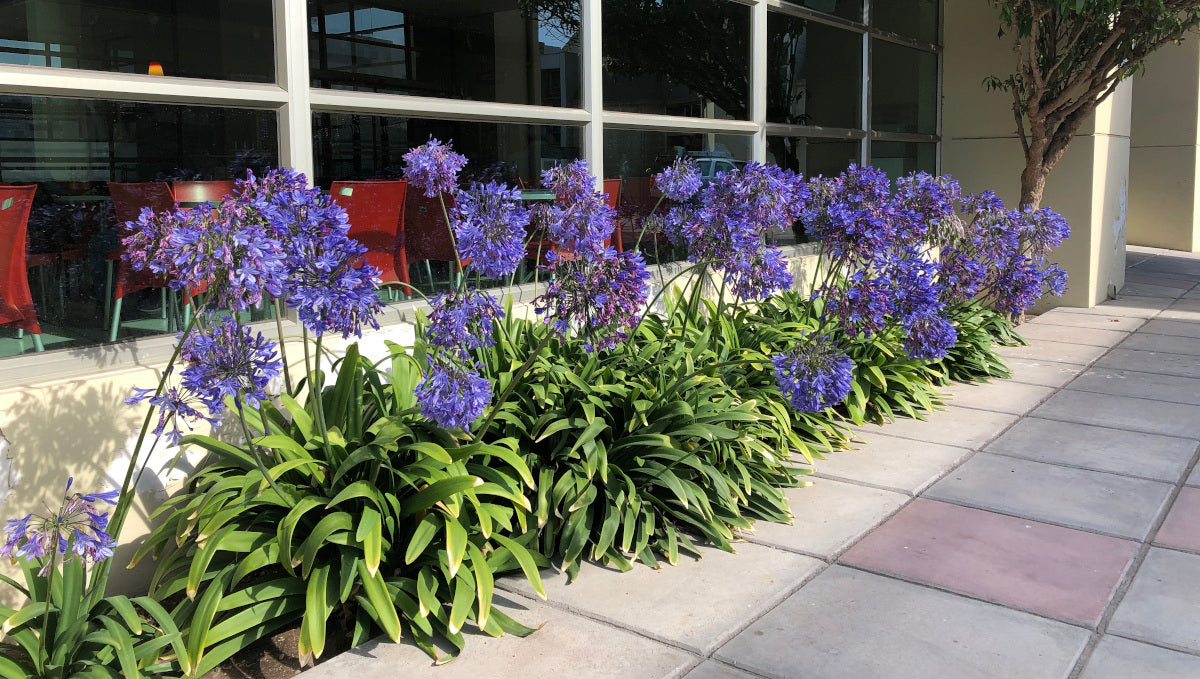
[1019,157,1048,209]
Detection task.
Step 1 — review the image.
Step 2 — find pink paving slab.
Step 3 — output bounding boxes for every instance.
[1155,487,1200,553]
[841,498,1138,626]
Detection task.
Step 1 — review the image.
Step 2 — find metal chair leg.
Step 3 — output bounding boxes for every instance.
[31,334,43,352]
[104,261,114,330]
[110,297,123,342]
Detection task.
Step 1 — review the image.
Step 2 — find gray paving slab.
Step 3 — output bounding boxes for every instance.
[1190,466,1200,487]
[715,566,1089,679]
[1140,319,1200,338]
[682,661,757,679]
[1158,299,1200,322]
[925,453,1173,540]
[1004,358,1089,388]
[1120,331,1200,356]
[1131,257,1200,278]
[1109,548,1200,654]
[1123,271,1197,290]
[297,594,696,679]
[810,433,972,494]
[498,542,821,655]
[1070,367,1200,406]
[1054,297,1169,318]
[1095,347,1200,379]
[1034,389,1200,439]
[1119,282,1188,298]
[995,339,1110,364]
[854,406,1018,450]
[984,417,1197,483]
[1079,635,1200,679]
[1026,311,1146,332]
[741,478,907,558]
[1015,323,1130,347]
[942,380,1057,415]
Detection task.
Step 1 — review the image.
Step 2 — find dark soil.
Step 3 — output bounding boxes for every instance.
[202,625,304,679]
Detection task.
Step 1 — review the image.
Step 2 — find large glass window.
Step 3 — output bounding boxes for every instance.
[782,1,861,23]
[873,0,938,43]
[768,13,861,128]
[0,1,274,82]
[312,113,581,187]
[871,140,936,177]
[767,136,859,178]
[309,1,582,108]
[0,96,278,357]
[603,0,750,120]
[871,40,937,135]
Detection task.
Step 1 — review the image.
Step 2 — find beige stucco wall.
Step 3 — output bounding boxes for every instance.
[1128,39,1200,252]
[942,0,1130,308]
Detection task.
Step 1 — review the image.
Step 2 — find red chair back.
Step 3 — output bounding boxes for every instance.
[603,178,623,251]
[403,191,459,266]
[172,180,237,204]
[107,182,176,300]
[330,180,409,286]
[0,185,40,333]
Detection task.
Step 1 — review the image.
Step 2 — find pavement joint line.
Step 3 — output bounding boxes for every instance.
[699,658,778,679]
[833,561,1101,633]
[1103,631,1200,661]
[1060,381,1200,408]
[1069,361,1200,384]
[807,471,919,496]
[1002,413,1200,444]
[916,492,1157,543]
[1150,542,1200,559]
[1065,439,1200,679]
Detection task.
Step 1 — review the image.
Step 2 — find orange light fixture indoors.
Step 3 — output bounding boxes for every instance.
[148,62,164,76]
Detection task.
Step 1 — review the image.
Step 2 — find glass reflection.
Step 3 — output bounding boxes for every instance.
[309,1,582,108]
[0,96,278,357]
[602,0,750,120]
[767,136,859,179]
[782,0,862,22]
[871,40,937,135]
[0,0,274,82]
[873,0,938,43]
[768,13,862,128]
[871,141,936,177]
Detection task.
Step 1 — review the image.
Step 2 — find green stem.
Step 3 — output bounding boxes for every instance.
[235,402,294,508]
[273,299,293,395]
[311,334,334,460]
[36,550,57,672]
[632,194,668,252]
[475,331,555,436]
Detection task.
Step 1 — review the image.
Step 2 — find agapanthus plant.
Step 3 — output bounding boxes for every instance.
[0,477,118,573]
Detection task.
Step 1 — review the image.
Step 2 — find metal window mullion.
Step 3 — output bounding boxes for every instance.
[765,123,866,139]
[0,63,288,106]
[751,0,768,162]
[582,0,604,182]
[762,0,867,33]
[309,89,591,126]
[861,0,871,165]
[277,0,314,182]
[936,0,944,173]
[602,111,760,135]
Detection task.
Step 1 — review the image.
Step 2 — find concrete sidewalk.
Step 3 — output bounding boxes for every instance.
[301,245,1200,679]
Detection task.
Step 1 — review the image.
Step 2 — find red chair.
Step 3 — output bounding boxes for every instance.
[107,182,177,341]
[330,180,409,300]
[172,180,237,205]
[0,185,43,352]
[402,192,463,292]
[618,177,670,253]
[603,178,623,251]
[527,180,624,266]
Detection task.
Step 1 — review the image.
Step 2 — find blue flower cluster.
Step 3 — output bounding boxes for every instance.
[403,137,468,198]
[453,181,530,279]
[771,341,855,414]
[426,289,505,352]
[654,157,703,202]
[415,358,493,432]
[0,478,118,572]
[667,162,806,301]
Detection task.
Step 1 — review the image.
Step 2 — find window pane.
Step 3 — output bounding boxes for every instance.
[873,0,938,43]
[767,136,859,178]
[781,1,861,22]
[871,41,937,135]
[768,13,861,128]
[871,141,936,177]
[309,1,583,108]
[0,1,274,82]
[312,113,582,188]
[603,0,750,120]
[0,96,278,357]
[603,129,751,262]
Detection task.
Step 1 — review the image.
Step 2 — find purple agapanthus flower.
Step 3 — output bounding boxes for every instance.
[820,271,894,339]
[772,339,854,414]
[542,159,596,204]
[178,317,282,414]
[426,288,505,353]
[126,384,222,445]
[535,248,651,352]
[453,181,530,279]
[121,206,186,278]
[415,359,492,431]
[902,313,959,360]
[404,137,468,198]
[0,478,119,573]
[655,157,703,202]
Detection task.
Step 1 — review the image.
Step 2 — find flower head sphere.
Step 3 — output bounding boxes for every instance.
[772,339,854,414]
[654,157,703,202]
[902,313,959,360]
[178,317,283,415]
[125,384,222,446]
[542,159,595,204]
[426,288,505,355]
[121,206,186,279]
[0,477,119,572]
[404,137,468,198]
[453,181,530,279]
[415,358,492,431]
[534,248,650,352]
